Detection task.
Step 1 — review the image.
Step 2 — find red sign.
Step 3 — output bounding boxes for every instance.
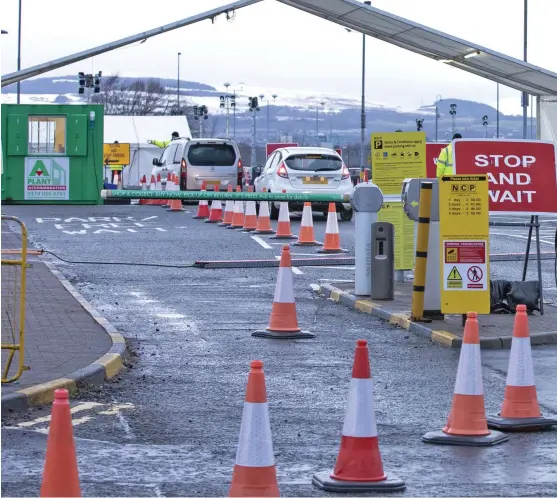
[426,142,447,178]
[453,139,557,214]
[266,143,298,157]
[335,148,342,156]
[445,241,486,263]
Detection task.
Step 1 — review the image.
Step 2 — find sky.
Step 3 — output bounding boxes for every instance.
[1,0,556,115]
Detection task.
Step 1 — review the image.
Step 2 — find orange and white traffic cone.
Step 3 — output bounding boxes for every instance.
[205,185,223,223]
[154,173,165,205]
[40,389,81,497]
[167,175,185,212]
[253,188,275,235]
[422,312,509,446]
[270,191,296,240]
[146,174,157,205]
[161,173,173,207]
[487,304,557,431]
[242,186,258,232]
[193,182,210,219]
[317,203,348,253]
[229,360,280,498]
[313,339,405,493]
[139,175,148,205]
[252,245,314,339]
[220,185,235,226]
[292,202,322,246]
[228,186,245,229]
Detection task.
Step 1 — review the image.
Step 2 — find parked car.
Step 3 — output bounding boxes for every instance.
[253,147,354,221]
[151,138,243,191]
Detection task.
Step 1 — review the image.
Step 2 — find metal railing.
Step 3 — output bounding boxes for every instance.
[1,216,31,383]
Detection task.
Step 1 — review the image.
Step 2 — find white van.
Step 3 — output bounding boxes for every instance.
[152,138,243,191]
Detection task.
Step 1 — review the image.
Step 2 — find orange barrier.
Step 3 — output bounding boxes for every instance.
[292,202,322,246]
[422,312,509,446]
[252,245,314,339]
[229,360,280,497]
[318,203,348,253]
[40,389,81,497]
[487,304,557,431]
[313,339,405,492]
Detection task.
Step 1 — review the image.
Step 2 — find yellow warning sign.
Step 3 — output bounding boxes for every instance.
[447,266,462,280]
[103,143,131,166]
[440,175,490,314]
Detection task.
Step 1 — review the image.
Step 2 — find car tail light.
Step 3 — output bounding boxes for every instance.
[237,159,243,185]
[277,163,289,178]
[181,158,187,178]
[341,164,350,180]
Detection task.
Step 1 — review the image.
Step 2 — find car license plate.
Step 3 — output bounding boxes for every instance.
[205,180,221,185]
[303,176,327,185]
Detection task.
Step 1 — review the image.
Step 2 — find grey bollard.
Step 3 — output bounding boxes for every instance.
[370,222,395,300]
[350,182,384,296]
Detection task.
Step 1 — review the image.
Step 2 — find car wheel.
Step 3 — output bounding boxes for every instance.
[339,209,354,222]
[270,201,280,220]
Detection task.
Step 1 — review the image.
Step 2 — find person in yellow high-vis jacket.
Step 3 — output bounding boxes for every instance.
[436,133,462,178]
[148,131,180,148]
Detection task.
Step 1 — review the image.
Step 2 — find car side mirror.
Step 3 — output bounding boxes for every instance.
[152,158,160,166]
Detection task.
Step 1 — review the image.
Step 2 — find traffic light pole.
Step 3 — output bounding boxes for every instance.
[251,108,257,171]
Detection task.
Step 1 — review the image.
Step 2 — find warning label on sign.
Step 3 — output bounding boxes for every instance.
[443,240,487,291]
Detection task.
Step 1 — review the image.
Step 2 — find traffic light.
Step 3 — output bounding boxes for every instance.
[78,72,85,94]
[220,96,225,108]
[416,118,424,132]
[193,105,199,119]
[230,94,235,108]
[94,75,101,94]
[201,105,209,120]
[248,96,259,111]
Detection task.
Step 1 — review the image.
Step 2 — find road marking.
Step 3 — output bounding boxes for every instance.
[491,232,555,246]
[275,255,303,274]
[251,235,273,249]
[16,401,103,428]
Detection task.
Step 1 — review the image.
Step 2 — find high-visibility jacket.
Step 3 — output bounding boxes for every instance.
[108,164,124,171]
[436,143,454,178]
[151,139,173,148]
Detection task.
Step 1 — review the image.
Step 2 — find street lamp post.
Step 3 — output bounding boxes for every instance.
[522,0,528,139]
[177,52,181,114]
[17,0,22,104]
[249,96,261,170]
[224,82,231,138]
[360,0,371,176]
[496,83,500,138]
[449,103,457,135]
[271,94,278,142]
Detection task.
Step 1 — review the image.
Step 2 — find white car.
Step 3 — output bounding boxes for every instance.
[253,147,354,221]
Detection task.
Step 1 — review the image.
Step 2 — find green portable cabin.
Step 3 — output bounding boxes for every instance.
[1,104,104,204]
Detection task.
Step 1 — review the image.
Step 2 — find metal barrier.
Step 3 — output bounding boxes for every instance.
[1,216,31,383]
[101,189,351,203]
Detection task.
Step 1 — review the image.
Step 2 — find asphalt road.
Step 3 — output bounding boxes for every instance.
[1,204,556,497]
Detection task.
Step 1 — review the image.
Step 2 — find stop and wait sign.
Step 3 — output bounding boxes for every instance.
[453,139,557,214]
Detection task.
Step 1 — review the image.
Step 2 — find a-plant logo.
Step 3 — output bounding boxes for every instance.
[28,159,67,189]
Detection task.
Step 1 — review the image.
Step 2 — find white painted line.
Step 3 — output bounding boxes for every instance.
[17,401,102,428]
[275,255,303,274]
[251,235,273,250]
[490,232,555,246]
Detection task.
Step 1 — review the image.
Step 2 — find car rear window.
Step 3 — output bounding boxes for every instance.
[187,144,236,166]
[284,154,342,171]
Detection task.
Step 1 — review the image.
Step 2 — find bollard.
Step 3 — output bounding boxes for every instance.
[370,222,394,300]
[350,183,384,296]
[411,182,433,321]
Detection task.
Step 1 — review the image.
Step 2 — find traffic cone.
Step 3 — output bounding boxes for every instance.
[193,182,210,219]
[228,186,245,229]
[292,202,322,246]
[167,175,185,212]
[229,360,280,498]
[317,203,348,253]
[139,175,148,205]
[312,339,405,493]
[252,245,314,339]
[270,191,296,240]
[253,188,275,235]
[205,185,223,223]
[154,173,165,205]
[146,174,157,205]
[422,312,509,446]
[39,389,81,497]
[487,304,557,431]
[220,185,235,226]
[161,173,173,207]
[242,186,258,232]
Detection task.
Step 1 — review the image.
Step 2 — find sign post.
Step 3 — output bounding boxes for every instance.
[439,174,490,314]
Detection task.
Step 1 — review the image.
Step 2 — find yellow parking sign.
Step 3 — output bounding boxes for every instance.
[439,175,490,314]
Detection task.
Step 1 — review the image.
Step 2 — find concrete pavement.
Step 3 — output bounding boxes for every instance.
[1,220,127,412]
[1,205,556,497]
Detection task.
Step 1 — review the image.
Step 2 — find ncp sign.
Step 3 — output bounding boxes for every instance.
[453,139,557,214]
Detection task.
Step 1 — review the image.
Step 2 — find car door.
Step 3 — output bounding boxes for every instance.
[255,152,277,191]
[158,143,178,178]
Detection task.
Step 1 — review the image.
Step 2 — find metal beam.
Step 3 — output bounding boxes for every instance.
[1,0,261,87]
